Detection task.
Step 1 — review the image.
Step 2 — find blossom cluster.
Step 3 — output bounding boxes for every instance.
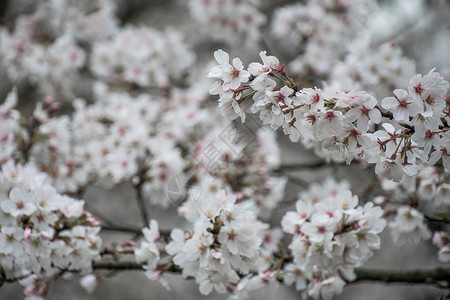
[167,189,271,296]
[194,128,287,219]
[208,50,450,183]
[1,50,286,216]
[188,0,266,46]
[0,161,102,299]
[281,179,386,300]
[433,231,450,263]
[0,0,449,298]
[0,0,194,98]
[271,0,374,76]
[0,80,213,201]
[91,27,195,87]
[134,126,287,294]
[330,38,416,98]
[0,0,117,97]
[374,166,448,246]
[378,166,449,206]
[134,219,169,289]
[389,205,431,246]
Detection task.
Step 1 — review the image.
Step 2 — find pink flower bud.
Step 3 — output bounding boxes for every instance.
[24,227,31,242]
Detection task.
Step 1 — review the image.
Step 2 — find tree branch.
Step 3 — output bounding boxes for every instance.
[93,261,144,271]
[354,267,450,288]
[134,182,150,227]
[275,160,331,172]
[3,264,450,291]
[91,262,450,289]
[424,214,450,224]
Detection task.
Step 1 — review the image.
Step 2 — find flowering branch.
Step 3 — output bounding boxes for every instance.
[89,262,450,289]
[1,1,449,299]
[2,262,449,290]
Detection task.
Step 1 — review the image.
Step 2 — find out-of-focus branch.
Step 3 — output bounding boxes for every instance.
[3,264,450,290]
[93,261,143,271]
[117,0,174,23]
[354,267,450,288]
[0,0,8,25]
[260,0,304,12]
[275,161,333,172]
[135,185,149,226]
[424,214,450,224]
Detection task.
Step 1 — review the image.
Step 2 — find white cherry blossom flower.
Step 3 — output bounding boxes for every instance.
[381,89,422,122]
[1,187,36,217]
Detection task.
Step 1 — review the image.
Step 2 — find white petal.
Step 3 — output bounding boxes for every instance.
[214,49,229,65]
[368,108,381,124]
[381,97,398,110]
[232,57,243,70]
[248,62,263,76]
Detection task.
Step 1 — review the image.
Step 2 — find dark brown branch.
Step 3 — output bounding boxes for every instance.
[134,178,150,227]
[275,161,333,172]
[354,267,450,288]
[91,262,450,289]
[93,261,144,271]
[424,214,450,224]
[117,0,173,23]
[3,264,450,291]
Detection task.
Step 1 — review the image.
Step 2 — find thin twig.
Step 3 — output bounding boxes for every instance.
[275,160,331,172]
[424,214,450,224]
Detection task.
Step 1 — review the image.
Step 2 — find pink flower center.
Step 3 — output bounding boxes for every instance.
[231,68,240,78]
[414,84,423,95]
[398,98,408,108]
[16,201,25,209]
[318,226,326,234]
